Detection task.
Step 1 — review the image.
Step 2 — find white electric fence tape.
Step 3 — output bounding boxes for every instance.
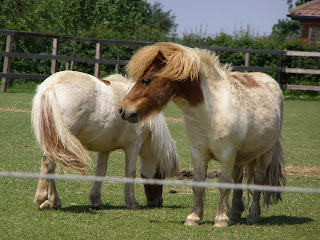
[0,171,319,194]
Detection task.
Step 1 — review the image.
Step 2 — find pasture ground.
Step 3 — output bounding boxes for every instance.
[0,93,319,240]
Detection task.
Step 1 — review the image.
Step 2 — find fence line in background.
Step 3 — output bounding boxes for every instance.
[1,29,320,92]
[1,171,319,194]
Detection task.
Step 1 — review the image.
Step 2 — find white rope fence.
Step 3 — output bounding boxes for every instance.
[1,171,320,194]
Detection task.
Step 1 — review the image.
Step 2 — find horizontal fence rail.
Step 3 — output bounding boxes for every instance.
[1,29,320,92]
[1,171,320,194]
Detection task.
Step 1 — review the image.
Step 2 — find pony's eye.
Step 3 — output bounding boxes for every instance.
[141,78,152,86]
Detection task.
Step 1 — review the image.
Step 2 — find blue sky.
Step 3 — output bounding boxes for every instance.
[147,0,295,36]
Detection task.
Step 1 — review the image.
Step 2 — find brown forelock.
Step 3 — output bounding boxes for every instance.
[233,73,260,88]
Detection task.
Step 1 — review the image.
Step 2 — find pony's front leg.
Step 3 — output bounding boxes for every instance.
[34,154,61,210]
[124,146,140,210]
[214,148,236,227]
[184,147,208,226]
[88,152,109,210]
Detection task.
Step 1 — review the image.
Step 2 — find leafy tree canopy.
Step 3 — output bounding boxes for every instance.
[0,0,176,41]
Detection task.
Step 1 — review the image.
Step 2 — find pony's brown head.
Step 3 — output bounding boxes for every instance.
[119,42,203,123]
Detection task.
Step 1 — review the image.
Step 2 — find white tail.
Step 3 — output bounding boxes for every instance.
[32,85,91,174]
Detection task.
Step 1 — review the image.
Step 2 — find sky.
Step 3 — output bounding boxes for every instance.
[147,0,295,36]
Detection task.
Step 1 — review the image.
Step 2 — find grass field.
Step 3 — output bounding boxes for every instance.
[0,92,319,240]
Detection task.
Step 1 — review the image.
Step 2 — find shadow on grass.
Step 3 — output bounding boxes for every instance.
[62,203,187,214]
[169,215,313,226]
[62,203,126,214]
[229,215,313,226]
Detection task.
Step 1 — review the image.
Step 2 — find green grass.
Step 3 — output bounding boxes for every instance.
[0,93,319,240]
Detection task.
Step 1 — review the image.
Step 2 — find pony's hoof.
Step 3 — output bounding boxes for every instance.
[214,220,229,227]
[38,200,51,210]
[185,213,201,226]
[126,201,140,210]
[246,214,261,224]
[89,199,103,210]
[214,214,230,227]
[184,220,200,226]
[230,211,242,220]
[90,205,103,210]
[147,197,163,208]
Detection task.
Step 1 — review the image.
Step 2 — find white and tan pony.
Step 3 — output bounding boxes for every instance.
[32,71,179,210]
[119,42,286,227]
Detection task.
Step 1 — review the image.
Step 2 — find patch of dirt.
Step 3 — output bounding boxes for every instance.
[175,166,320,180]
[0,108,30,113]
[165,117,183,123]
[175,170,220,180]
[285,166,320,177]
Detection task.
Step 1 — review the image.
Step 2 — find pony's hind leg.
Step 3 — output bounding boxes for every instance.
[34,154,61,210]
[140,163,164,208]
[231,165,245,220]
[246,150,272,223]
[88,152,109,210]
[139,146,164,208]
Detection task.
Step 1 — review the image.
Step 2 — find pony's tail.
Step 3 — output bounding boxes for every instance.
[148,114,180,178]
[32,86,91,174]
[263,137,286,206]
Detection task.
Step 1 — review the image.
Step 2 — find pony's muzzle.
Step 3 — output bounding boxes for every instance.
[119,106,140,123]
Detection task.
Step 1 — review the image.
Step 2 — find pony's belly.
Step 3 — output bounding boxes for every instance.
[235,144,272,165]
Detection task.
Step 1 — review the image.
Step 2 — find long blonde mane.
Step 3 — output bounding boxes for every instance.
[126,43,200,81]
[126,42,233,84]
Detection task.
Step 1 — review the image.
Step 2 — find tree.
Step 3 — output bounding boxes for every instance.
[270,0,314,39]
[0,0,177,40]
[271,19,301,39]
[287,0,314,9]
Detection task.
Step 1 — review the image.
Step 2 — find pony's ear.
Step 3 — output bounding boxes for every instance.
[154,51,166,67]
[155,45,200,82]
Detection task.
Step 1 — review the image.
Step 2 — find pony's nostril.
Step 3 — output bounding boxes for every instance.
[128,112,140,123]
[118,106,123,115]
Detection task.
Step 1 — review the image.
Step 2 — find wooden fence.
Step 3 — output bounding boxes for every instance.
[1,29,320,92]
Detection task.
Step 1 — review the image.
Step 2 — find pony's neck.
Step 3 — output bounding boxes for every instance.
[173,73,231,125]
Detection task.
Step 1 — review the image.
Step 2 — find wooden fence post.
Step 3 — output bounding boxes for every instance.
[115,48,120,74]
[94,42,101,77]
[245,52,250,72]
[277,54,283,84]
[51,38,59,75]
[1,35,13,92]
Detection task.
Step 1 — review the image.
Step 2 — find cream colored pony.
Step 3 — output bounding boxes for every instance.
[119,43,286,227]
[32,71,179,210]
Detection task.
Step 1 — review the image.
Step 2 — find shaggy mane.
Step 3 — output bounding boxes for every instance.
[126,42,232,83]
[102,74,135,84]
[126,43,200,82]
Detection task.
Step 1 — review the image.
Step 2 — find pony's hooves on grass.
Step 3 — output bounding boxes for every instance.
[90,205,103,210]
[126,202,140,210]
[52,205,62,210]
[185,213,201,226]
[184,220,200,226]
[246,215,261,224]
[214,214,230,227]
[230,212,242,220]
[39,200,51,210]
[214,220,229,227]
